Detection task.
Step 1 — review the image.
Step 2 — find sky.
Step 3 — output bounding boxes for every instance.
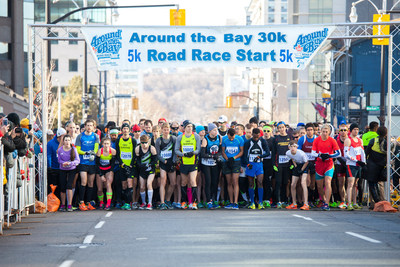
[115,0,251,26]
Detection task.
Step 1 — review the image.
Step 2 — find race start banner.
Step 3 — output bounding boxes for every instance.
[81,25,336,71]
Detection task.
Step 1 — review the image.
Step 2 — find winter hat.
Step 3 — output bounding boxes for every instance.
[196,125,205,134]
[208,123,217,132]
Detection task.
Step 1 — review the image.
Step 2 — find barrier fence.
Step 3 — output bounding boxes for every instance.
[0,140,37,235]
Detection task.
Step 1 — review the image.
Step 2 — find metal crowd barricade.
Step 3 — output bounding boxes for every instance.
[0,143,38,235]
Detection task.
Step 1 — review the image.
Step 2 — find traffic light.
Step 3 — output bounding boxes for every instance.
[226,96,232,108]
[132,97,139,110]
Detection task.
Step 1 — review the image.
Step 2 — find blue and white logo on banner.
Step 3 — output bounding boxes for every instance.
[293,28,329,68]
[90,29,123,66]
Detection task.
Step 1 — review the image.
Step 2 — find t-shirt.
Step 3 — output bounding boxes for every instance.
[222,135,244,161]
[312,136,340,167]
[286,149,308,164]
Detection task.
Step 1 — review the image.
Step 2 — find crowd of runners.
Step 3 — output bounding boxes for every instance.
[45,115,392,212]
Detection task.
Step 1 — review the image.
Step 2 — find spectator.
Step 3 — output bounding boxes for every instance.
[47,127,66,198]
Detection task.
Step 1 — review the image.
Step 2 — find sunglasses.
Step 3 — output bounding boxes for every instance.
[134,131,140,133]
[141,142,148,144]
[171,127,179,130]
[293,136,299,139]
[263,130,271,133]
[339,129,348,132]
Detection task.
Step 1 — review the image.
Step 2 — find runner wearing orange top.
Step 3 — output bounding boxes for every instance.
[311,124,341,211]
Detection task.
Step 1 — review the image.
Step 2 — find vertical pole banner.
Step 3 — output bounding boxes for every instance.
[81,25,336,70]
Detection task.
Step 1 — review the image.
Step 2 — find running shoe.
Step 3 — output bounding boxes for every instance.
[329,202,338,208]
[123,203,132,210]
[58,205,66,212]
[282,202,288,208]
[286,203,297,210]
[321,203,330,211]
[174,202,182,209]
[131,202,139,210]
[99,202,104,209]
[87,202,96,211]
[338,202,347,209]
[188,203,193,210]
[181,202,188,210]
[308,202,315,208]
[146,203,153,210]
[79,202,88,211]
[258,203,265,210]
[232,203,239,210]
[248,203,256,210]
[353,203,362,210]
[224,203,232,209]
[263,200,271,208]
[67,205,73,212]
[300,204,310,211]
[139,203,146,210]
[115,203,122,209]
[104,204,111,211]
[198,202,204,209]
[271,203,277,208]
[276,202,283,209]
[213,201,221,209]
[347,203,354,211]
[72,206,78,211]
[159,203,168,210]
[192,202,198,210]
[165,201,174,209]
[207,202,214,210]
[316,201,324,208]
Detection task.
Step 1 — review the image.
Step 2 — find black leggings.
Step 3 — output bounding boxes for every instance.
[202,165,219,202]
[275,165,290,203]
[368,181,381,203]
[59,169,76,192]
[263,160,274,201]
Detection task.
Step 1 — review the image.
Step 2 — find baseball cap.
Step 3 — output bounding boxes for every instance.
[131,124,141,132]
[297,122,305,128]
[217,115,228,123]
[339,120,347,126]
[56,127,66,137]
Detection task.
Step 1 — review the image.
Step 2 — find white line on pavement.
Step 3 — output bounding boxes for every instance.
[105,212,113,217]
[79,235,95,249]
[95,221,105,229]
[345,232,382,244]
[292,214,327,226]
[59,260,74,267]
[136,237,148,240]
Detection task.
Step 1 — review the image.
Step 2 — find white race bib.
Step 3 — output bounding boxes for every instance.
[182,145,194,153]
[121,152,132,160]
[305,153,315,161]
[100,159,110,166]
[161,150,172,159]
[83,154,90,160]
[354,147,362,155]
[249,154,258,163]
[279,155,290,164]
[201,158,217,166]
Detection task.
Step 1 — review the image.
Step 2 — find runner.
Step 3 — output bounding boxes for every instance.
[196,125,207,208]
[175,120,201,210]
[243,128,270,209]
[115,123,137,210]
[95,137,116,210]
[156,123,177,210]
[285,141,309,210]
[217,115,228,137]
[131,124,141,144]
[201,123,222,209]
[141,120,153,138]
[311,124,341,211]
[335,123,349,209]
[136,134,158,210]
[272,121,291,209]
[170,121,181,137]
[75,119,100,211]
[57,135,80,212]
[344,123,366,210]
[262,125,275,208]
[221,128,244,210]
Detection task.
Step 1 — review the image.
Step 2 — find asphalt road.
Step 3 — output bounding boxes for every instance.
[1,208,400,267]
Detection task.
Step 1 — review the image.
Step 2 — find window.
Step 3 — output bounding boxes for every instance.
[268,14,275,23]
[69,59,78,72]
[281,14,288,23]
[268,2,275,12]
[0,0,9,17]
[0,42,10,60]
[50,32,58,45]
[69,32,78,45]
[281,2,288,12]
[53,59,58,72]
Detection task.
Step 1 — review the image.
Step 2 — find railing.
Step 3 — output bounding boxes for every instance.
[0,140,37,235]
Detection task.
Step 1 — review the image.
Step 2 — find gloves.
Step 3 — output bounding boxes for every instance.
[320,153,330,161]
[212,154,219,160]
[357,160,366,167]
[253,156,260,163]
[337,157,346,166]
[247,164,253,170]
[184,152,194,158]
[85,151,91,155]
[290,165,294,170]
[273,165,278,172]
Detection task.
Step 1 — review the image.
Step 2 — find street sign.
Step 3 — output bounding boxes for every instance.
[170,9,185,26]
[114,94,132,98]
[373,14,390,45]
[366,106,379,111]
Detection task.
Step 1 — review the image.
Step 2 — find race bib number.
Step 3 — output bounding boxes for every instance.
[182,145,194,153]
[279,155,290,164]
[249,154,258,162]
[225,146,238,155]
[354,147,362,155]
[305,153,315,161]
[202,158,216,166]
[121,152,132,160]
[100,159,110,166]
[83,154,90,160]
[161,150,172,159]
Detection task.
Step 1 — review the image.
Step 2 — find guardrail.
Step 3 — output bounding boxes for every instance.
[0,140,37,235]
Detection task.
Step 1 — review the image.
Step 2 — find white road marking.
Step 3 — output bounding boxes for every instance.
[105,212,112,217]
[95,221,105,229]
[59,260,75,267]
[292,214,327,226]
[345,232,382,243]
[79,235,95,249]
[136,237,148,240]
